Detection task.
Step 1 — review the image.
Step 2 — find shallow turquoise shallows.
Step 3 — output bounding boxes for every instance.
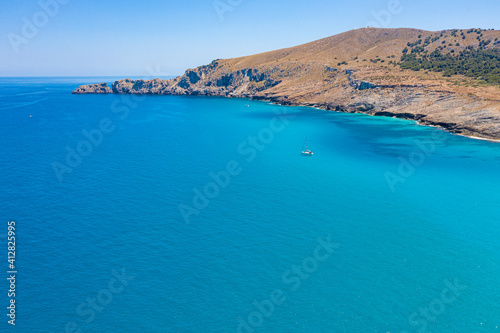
[1,77,499,333]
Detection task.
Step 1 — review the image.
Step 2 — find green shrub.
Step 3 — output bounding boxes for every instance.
[399,44,500,85]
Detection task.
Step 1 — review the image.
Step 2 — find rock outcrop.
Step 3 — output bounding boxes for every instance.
[73,83,112,94]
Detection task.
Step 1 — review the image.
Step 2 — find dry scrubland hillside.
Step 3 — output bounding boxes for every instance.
[74,28,500,140]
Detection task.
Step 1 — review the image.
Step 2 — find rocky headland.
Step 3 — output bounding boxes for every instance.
[73,28,500,140]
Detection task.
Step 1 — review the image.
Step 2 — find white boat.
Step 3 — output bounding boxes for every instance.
[301,138,314,156]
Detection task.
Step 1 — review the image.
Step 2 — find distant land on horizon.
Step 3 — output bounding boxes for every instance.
[74,27,500,141]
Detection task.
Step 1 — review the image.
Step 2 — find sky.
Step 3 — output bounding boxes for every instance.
[1,0,500,77]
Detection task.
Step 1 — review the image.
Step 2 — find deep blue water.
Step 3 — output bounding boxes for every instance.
[0,77,499,332]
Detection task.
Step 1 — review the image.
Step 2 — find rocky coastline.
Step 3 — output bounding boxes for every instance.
[72,28,500,141]
[73,72,500,141]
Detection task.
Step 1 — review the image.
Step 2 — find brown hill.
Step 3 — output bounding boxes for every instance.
[73,28,500,140]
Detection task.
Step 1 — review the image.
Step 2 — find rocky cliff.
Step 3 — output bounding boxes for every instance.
[73,28,500,141]
[73,82,112,94]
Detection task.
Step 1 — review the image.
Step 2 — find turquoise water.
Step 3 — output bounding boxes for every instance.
[1,77,499,332]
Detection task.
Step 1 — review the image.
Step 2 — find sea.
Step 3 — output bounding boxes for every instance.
[0,77,499,332]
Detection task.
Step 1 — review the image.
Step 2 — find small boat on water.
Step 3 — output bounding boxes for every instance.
[301,138,314,156]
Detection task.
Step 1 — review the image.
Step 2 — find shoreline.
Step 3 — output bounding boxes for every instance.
[456,134,500,143]
[74,87,500,143]
[252,96,500,144]
[72,83,500,144]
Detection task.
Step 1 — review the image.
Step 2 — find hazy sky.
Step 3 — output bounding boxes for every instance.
[1,0,500,76]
